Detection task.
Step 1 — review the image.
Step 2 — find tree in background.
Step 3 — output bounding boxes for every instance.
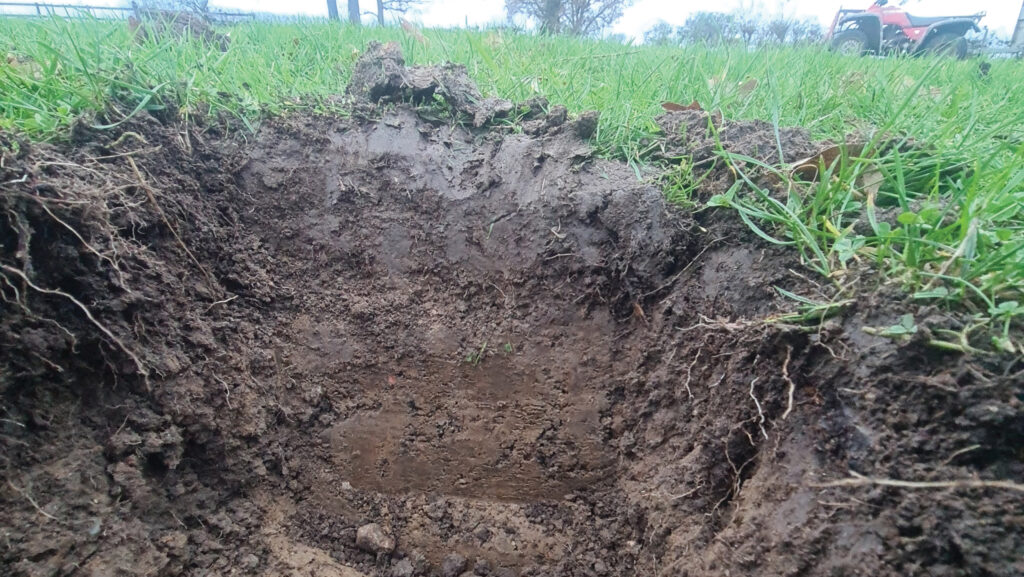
[133,0,209,15]
[348,0,359,24]
[374,0,425,26]
[563,0,632,36]
[679,12,738,45]
[643,20,675,45]
[648,9,823,47]
[505,0,634,37]
[735,2,761,46]
[765,16,792,44]
[789,17,823,44]
[326,0,339,20]
[758,15,822,44]
[541,0,560,33]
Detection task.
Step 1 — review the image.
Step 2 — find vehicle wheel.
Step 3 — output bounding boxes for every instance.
[831,29,871,56]
[925,32,968,59]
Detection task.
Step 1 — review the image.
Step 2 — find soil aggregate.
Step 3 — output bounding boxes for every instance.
[1,43,1021,577]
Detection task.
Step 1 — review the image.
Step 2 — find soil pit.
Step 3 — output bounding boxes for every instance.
[232,106,695,573]
[1,43,1021,577]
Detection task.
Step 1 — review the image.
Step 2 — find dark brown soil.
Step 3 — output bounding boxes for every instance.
[1,44,1021,577]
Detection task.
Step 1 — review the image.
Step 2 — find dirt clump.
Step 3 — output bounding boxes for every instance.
[346,41,599,139]
[652,108,823,202]
[1,44,1021,577]
[129,6,230,51]
[346,41,514,127]
[655,109,820,166]
[357,524,396,555]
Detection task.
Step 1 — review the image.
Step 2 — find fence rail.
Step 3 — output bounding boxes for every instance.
[0,2,256,22]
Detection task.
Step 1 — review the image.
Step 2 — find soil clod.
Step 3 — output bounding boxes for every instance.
[440,553,468,577]
[347,40,513,127]
[357,523,396,555]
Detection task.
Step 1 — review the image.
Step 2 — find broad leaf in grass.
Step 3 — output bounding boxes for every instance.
[865,314,918,338]
[897,211,921,226]
[833,236,865,266]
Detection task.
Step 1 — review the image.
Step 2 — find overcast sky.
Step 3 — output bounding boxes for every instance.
[29,0,1022,37]
[223,0,1020,37]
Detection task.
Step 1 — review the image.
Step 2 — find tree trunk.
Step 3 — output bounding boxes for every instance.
[1012,0,1024,49]
[376,0,384,25]
[347,0,360,24]
[326,0,339,20]
[541,0,560,34]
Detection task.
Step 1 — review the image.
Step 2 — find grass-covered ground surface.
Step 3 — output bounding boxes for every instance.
[2,16,1022,350]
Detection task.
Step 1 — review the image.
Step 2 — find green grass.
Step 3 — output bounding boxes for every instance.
[2,16,1022,352]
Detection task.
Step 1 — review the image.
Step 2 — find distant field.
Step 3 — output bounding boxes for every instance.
[2,16,1022,350]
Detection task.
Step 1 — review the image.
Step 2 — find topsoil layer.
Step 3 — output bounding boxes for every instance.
[1,43,1021,577]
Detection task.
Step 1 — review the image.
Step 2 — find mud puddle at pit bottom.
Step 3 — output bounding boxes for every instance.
[323,355,614,502]
[288,309,631,570]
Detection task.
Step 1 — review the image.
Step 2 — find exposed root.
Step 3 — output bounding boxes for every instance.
[670,482,705,501]
[108,130,149,149]
[1,264,150,390]
[678,313,811,335]
[678,315,752,333]
[89,145,164,162]
[7,480,60,522]
[33,160,105,179]
[29,350,66,373]
[7,206,32,270]
[204,294,238,314]
[682,347,700,400]
[127,157,221,297]
[781,345,795,420]
[29,194,131,291]
[748,377,768,440]
[712,440,741,515]
[814,470,1024,494]
[213,374,233,409]
[943,445,982,465]
[2,272,79,349]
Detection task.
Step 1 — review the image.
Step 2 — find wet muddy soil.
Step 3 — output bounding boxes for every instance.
[1,44,1021,577]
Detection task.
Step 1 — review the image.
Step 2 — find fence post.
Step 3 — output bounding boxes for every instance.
[3,3,255,21]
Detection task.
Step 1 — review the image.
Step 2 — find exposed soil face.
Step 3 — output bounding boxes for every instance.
[2,44,1021,577]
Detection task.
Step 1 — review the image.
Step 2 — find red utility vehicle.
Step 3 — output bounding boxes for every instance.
[827,0,984,59]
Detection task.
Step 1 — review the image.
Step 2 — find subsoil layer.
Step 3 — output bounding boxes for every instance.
[1,44,1022,577]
